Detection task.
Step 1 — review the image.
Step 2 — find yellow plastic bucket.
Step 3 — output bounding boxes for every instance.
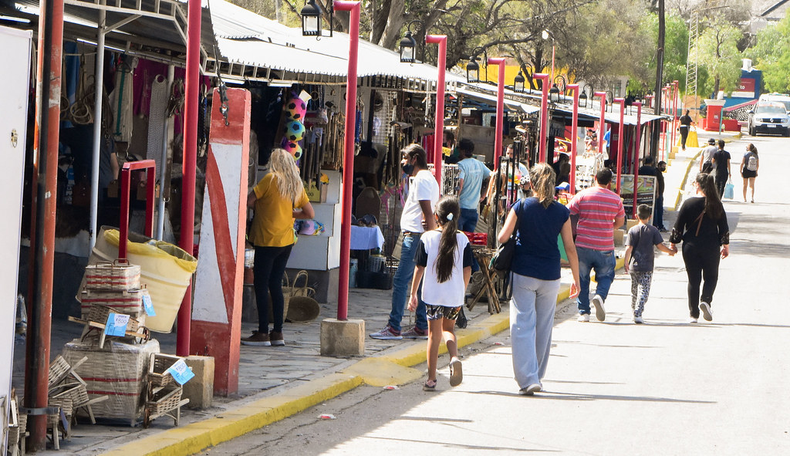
[89,226,197,333]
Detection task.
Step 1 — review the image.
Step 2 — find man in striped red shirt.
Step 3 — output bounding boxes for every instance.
[568,169,625,322]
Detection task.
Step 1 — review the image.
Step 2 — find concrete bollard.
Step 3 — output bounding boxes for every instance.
[320,318,365,356]
[183,355,215,409]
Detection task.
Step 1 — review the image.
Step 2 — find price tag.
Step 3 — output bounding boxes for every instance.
[166,359,195,385]
[142,294,156,316]
[104,313,130,337]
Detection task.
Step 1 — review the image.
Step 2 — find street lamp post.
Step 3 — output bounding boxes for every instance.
[613,97,625,194]
[594,91,607,156]
[567,84,580,194]
[489,57,506,165]
[314,0,360,322]
[632,101,642,219]
[534,73,550,162]
[426,34,447,187]
[542,30,555,82]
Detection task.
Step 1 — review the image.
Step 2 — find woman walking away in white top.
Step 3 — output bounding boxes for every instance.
[409,196,473,391]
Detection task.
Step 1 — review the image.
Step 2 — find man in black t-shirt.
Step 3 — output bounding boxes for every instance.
[679,110,693,151]
[711,139,731,198]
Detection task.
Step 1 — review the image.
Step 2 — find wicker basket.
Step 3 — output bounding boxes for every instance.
[83,260,141,291]
[145,386,182,416]
[62,339,160,425]
[51,382,90,407]
[79,288,149,318]
[48,396,73,426]
[86,304,143,332]
[48,355,72,388]
[148,353,181,388]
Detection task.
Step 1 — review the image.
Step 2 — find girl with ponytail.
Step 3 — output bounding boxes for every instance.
[497,162,580,396]
[408,196,472,391]
[670,172,730,323]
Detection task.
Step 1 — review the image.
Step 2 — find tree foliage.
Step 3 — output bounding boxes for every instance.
[696,16,742,96]
[747,15,790,94]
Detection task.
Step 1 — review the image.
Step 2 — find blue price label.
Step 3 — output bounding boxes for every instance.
[166,359,195,385]
[104,313,129,337]
[142,294,156,316]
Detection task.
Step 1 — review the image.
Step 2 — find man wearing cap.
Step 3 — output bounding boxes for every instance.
[456,138,492,232]
[700,138,717,173]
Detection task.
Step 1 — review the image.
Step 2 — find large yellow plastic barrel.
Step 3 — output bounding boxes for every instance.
[89,226,197,333]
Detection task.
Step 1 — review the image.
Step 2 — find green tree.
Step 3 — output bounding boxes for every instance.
[697,17,742,97]
[747,16,790,93]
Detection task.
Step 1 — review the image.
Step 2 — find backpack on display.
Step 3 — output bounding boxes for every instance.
[746,154,758,172]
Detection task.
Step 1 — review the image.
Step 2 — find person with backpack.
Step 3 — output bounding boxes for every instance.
[669,173,729,323]
[740,143,759,203]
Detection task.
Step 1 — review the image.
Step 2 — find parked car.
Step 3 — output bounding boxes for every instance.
[748,102,790,137]
[758,93,790,113]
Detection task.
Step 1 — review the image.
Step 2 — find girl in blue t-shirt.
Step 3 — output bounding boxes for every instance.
[408,196,473,391]
[497,163,580,396]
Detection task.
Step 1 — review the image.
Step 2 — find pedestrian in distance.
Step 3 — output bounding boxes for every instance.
[679,110,693,151]
[408,196,471,391]
[568,168,625,322]
[243,148,315,346]
[711,139,731,198]
[456,138,491,232]
[624,204,677,324]
[654,160,668,231]
[740,143,759,203]
[700,138,717,173]
[497,163,580,396]
[370,144,440,341]
[669,173,729,323]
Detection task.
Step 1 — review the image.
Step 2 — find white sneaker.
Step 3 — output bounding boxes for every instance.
[577,314,590,322]
[689,317,698,324]
[592,295,606,321]
[633,316,644,324]
[699,302,713,321]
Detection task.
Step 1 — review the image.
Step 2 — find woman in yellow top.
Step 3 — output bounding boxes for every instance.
[242,149,314,346]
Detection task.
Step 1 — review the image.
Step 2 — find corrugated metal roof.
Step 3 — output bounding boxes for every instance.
[209,0,465,84]
[455,86,540,114]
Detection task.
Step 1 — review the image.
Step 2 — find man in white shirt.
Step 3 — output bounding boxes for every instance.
[370,144,440,340]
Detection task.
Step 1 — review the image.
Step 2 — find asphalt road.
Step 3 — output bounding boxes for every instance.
[200,134,790,456]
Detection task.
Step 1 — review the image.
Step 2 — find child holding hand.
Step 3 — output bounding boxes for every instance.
[624,204,677,323]
[409,196,472,391]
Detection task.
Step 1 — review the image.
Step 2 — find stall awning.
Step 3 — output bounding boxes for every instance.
[455,85,540,114]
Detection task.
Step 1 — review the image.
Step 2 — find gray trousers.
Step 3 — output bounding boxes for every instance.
[510,273,561,389]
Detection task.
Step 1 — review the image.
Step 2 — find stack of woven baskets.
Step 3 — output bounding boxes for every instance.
[61,260,161,426]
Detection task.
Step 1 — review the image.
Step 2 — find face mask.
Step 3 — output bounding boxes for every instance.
[402,162,414,175]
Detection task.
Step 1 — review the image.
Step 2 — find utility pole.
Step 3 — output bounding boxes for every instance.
[652,0,665,158]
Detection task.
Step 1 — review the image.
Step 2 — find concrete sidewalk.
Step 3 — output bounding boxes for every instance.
[21,137,711,455]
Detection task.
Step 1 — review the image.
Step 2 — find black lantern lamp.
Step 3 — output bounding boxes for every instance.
[301,0,321,37]
[549,83,560,103]
[514,71,525,93]
[466,55,480,83]
[399,31,417,63]
[579,90,588,108]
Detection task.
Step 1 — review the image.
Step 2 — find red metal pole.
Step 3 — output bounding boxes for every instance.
[489,58,506,165]
[118,160,157,259]
[671,80,678,153]
[632,102,642,218]
[594,92,607,156]
[335,1,360,321]
[534,73,549,162]
[426,35,446,188]
[25,0,63,449]
[614,98,625,194]
[177,0,201,356]
[568,84,579,194]
[646,95,654,112]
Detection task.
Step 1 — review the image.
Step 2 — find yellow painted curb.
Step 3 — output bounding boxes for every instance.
[672,149,703,211]
[101,374,363,456]
[343,357,423,387]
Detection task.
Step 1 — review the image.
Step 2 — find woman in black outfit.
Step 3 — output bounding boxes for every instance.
[669,173,729,323]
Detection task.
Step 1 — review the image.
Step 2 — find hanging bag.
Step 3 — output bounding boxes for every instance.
[723,180,734,199]
[490,204,520,272]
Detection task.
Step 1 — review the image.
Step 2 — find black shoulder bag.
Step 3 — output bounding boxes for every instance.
[490,205,519,272]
